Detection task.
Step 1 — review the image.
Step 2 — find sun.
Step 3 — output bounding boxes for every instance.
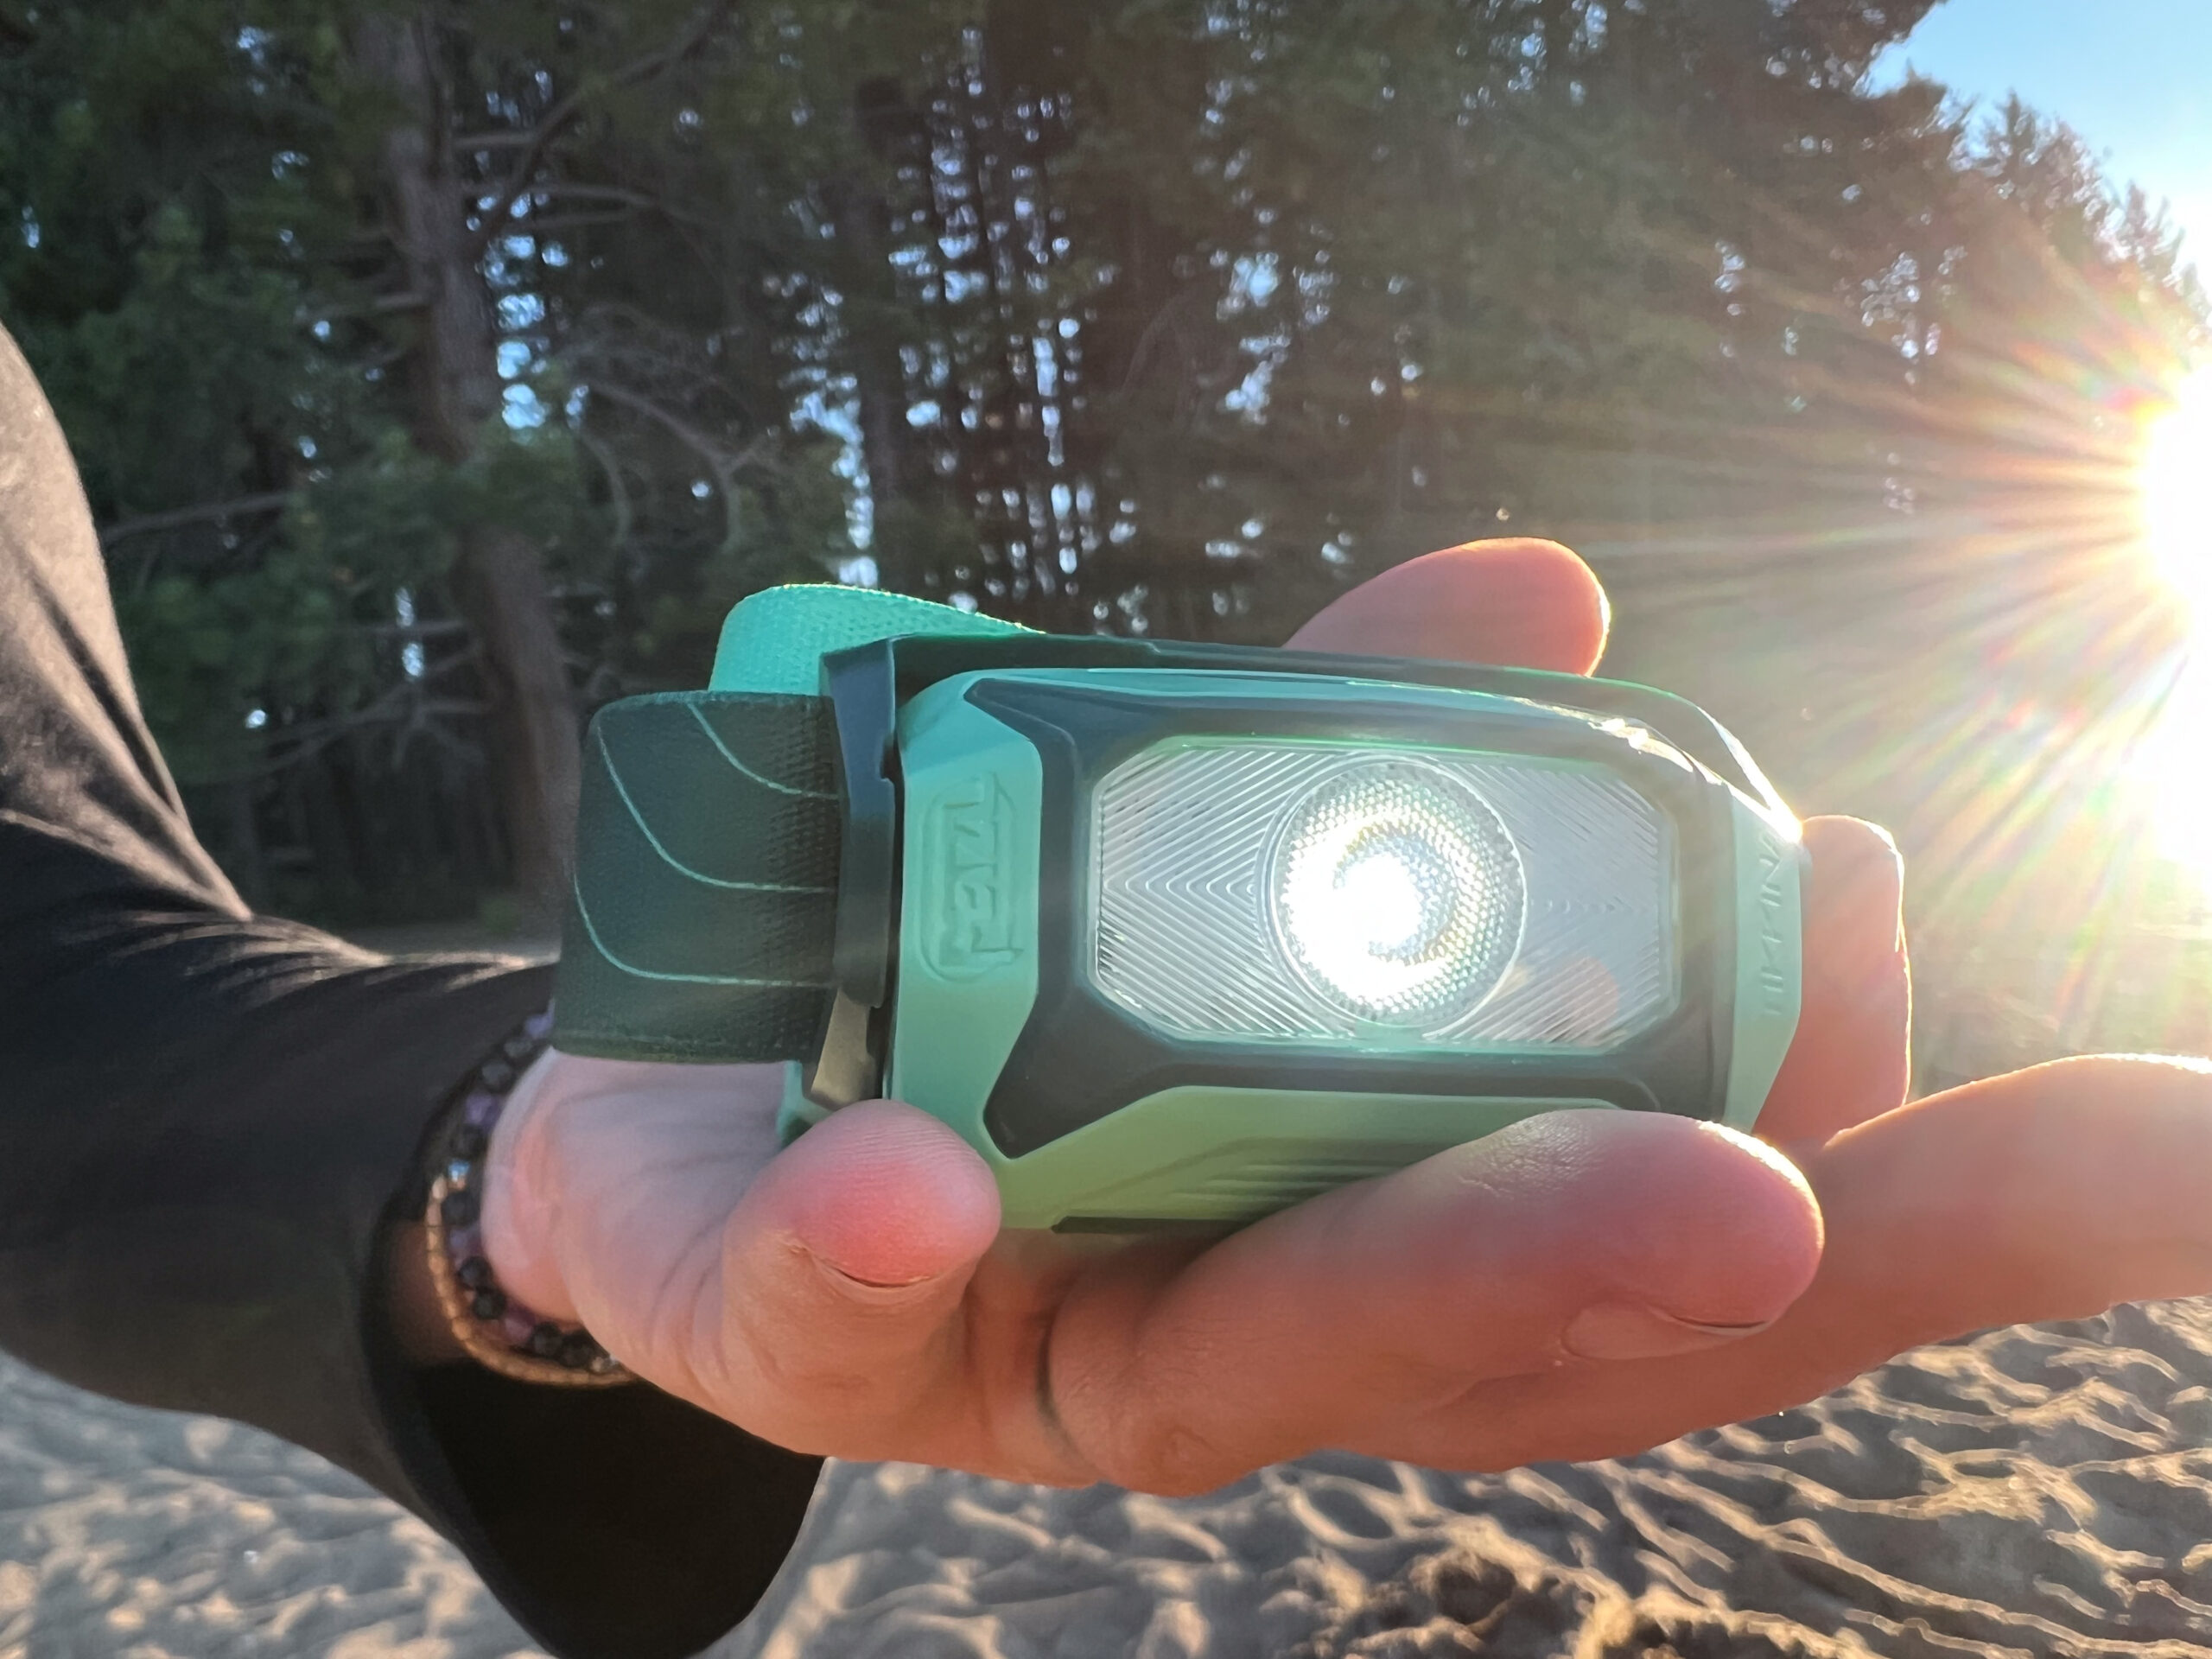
[2142,371,2212,608]
[2133,370,2212,885]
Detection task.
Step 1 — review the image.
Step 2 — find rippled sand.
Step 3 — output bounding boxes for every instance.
[10,1304,2212,1656]
[0,1353,532,1657]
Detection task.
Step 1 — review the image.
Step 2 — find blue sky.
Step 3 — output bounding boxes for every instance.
[1869,0,2212,267]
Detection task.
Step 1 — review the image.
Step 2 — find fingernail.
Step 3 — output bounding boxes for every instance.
[1561,1301,1775,1362]
[808,1249,945,1295]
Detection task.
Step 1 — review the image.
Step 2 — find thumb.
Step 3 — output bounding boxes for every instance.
[704,1101,1001,1454]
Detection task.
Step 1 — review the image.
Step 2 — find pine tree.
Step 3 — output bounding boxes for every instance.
[3,0,2201,930]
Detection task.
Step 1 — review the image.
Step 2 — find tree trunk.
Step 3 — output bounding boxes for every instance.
[450,524,580,924]
[830,176,919,593]
[355,12,581,928]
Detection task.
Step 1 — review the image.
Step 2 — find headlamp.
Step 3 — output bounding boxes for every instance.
[554,585,1803,1231]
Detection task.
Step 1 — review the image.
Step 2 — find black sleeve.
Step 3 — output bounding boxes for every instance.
[0,326,823,1659]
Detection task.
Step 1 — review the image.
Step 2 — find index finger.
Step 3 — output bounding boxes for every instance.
[1043,1109,1821,1493]
[1372,1055,2212,1472]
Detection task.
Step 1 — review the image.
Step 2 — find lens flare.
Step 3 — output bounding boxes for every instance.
[2143,372,2212,611]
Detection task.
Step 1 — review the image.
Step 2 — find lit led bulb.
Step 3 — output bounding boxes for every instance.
[1267,760,1526,1029]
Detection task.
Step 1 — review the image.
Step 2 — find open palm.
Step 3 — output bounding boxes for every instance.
[480,539,2212,1493]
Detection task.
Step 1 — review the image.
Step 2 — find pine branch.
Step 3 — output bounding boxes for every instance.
[585,379,779,562]
[575,426,636,552]
[586,381,779,479]
[520,212,638,233]
[461,2,737,261]
[303,291,431,327]
[528,182,687,213]
[515,182,726,237]
[99,492,293,550]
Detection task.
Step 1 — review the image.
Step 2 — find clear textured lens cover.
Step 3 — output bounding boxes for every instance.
[1090,741,1676,1048]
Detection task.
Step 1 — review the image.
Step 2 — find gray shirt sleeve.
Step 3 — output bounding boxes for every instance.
[0,323,821,1659]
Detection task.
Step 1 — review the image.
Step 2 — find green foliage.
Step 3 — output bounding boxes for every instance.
[0,3,399,786]
[0,0,2204,924]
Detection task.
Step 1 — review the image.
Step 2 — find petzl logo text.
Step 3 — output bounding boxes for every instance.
[1754,839,1792,1015]
[922,778,1023,978]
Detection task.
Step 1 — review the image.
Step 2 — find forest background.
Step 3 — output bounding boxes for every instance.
[3,0,2205,1087]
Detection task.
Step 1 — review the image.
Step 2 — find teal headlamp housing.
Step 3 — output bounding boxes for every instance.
[554,586,1804,1231]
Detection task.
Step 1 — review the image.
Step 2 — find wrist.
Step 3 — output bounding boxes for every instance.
[480,1047,582,1324]
[422,1018,630,1385]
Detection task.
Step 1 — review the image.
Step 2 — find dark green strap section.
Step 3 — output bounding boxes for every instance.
[553,692,842,1064]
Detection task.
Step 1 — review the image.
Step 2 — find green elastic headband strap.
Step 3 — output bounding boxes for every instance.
[553,586,1027,1063]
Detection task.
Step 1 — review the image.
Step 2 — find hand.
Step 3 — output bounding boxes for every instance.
[467,541,2208,1493]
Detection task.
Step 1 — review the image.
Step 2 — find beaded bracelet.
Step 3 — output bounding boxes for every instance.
[421,1007,632,1388]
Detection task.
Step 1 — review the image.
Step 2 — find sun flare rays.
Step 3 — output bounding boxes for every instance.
[2132,371,2212,887]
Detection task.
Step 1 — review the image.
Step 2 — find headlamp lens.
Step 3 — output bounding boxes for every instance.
[1269,762,1523,1027]
[1090,741,1677,1051]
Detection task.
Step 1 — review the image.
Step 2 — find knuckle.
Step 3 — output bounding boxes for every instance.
[718,1240,947,1414]
[1103,1417,1241,1497]
[1069,1381,1243,1496]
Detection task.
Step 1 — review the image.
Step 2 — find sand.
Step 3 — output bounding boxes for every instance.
[9,1304,2212,1657]
[0,1353,533,1658]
